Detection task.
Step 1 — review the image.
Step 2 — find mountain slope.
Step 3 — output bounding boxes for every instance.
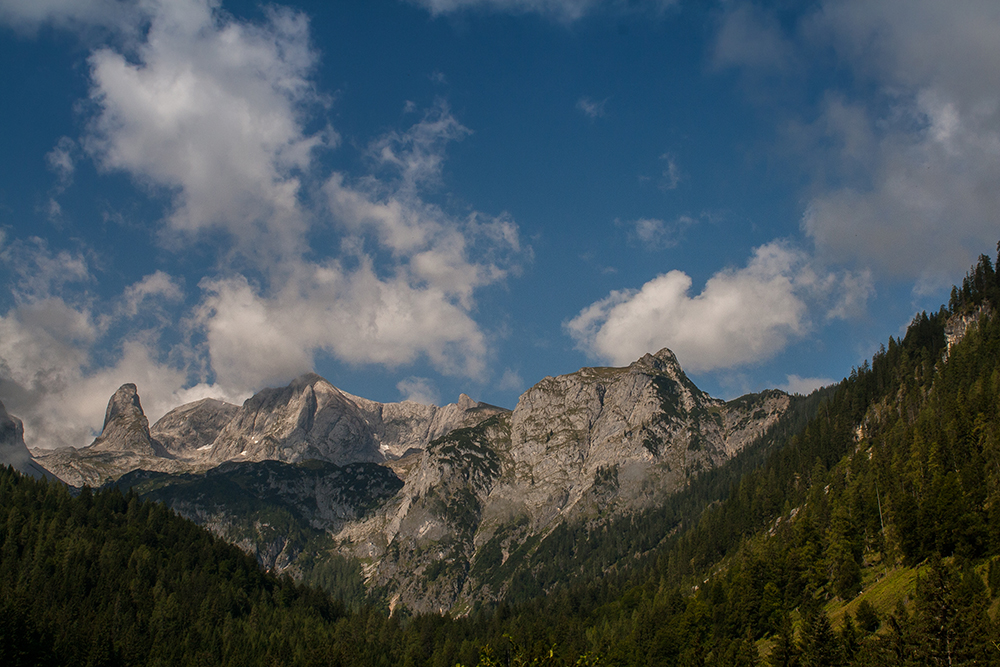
[449,247,1000,665]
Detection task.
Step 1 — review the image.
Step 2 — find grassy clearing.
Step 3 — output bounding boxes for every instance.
[825,563,926,629]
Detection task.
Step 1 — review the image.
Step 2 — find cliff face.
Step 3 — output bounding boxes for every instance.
[33,383,191,487]
[151,398,240,456]
[33,374,507,486]
[206,373,507,466]
[89,384,171,457]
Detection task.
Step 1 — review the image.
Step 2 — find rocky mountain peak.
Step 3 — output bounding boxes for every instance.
[633,347,681,371]
[103,383,142,431]
[90,383,170,458]
[456,393,476,411]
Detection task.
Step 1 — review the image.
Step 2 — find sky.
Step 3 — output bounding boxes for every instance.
[1,0,998,450]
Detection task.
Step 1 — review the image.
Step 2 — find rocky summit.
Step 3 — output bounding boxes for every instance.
[33,372,508,487]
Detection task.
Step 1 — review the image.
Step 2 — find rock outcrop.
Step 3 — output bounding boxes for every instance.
[207,373,507,466]
[34,383,190,487]
[151,398,240,456]
[34,375,506,485]
[28,348,793,615]
[90,384,171,457]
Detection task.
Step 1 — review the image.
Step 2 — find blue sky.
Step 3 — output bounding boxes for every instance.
[1,0,998,450]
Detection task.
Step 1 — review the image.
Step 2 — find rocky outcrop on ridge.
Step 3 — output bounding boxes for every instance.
[34,383,191,486]
[33,374,507,485]
[151,398,240,456]
[90,384,170,457]
[0,400,56,481]
[207,373,507,466]
[25,348,792,614]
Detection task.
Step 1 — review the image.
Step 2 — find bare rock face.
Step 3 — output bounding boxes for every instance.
[483,348,789,525]
[90,384,170,457]
[330,348,791,613]
[208,374,383,464]
[208,373,507,466]
[151,398,239,456]
[35,384,192,487]
[0,400,56,481]
[33,374,505,486]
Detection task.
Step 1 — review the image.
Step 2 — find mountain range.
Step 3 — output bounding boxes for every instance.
[14,347,790,613]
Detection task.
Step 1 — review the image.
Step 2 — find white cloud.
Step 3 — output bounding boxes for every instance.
[0,237,91,303]
[121,271,184,317]
[195,259,492,393]
[566,241,869,370]
[659,152,681,190]
[397,377,440,405]
[83,0,327,262]
[0,257,239,449]
[368,100,471,190]
[0,0,143,33]
[411,0,600,21]
[498,368,524,393]
[715,1,1000,288]
[1,0,528,448]
[780,374,834,396]
[46,137,76,183]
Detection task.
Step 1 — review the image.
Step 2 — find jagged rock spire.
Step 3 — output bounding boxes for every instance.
[90,384,170,458]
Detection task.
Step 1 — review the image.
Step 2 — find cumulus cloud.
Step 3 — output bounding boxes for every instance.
[0,0,526,447]
[0,237,91,303]
[498,368,524,392]
[712,4,794,71]
[717,0,1000,287]
[566,241,871,370]
[83,0,327,262]
[0,303,241,449]
[121,271,184,317]
[0,247,239,449]
[0,0,143,33]
[397,377,441,405]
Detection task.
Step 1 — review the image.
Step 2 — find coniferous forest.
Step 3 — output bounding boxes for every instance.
[4,245,1000,665]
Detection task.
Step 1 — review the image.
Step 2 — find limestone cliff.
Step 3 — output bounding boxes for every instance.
[208,373,506,466]
[151,398,240,456]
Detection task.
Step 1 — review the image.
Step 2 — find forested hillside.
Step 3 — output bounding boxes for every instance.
[3,246,1000,666]
[447,248,1000,665]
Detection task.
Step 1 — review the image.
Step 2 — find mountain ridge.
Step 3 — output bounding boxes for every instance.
[61,347,793,613]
